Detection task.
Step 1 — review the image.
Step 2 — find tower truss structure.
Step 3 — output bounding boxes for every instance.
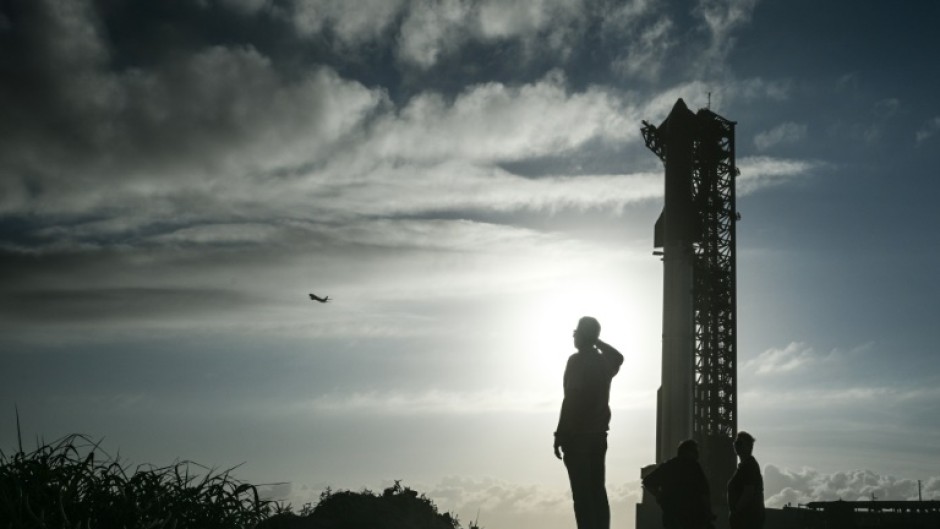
[642,107,738,443]
[689,109,737,443]
[640,103,738,522]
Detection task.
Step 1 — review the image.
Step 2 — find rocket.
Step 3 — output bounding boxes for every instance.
[650,98,699,463]
[638,97,739,529]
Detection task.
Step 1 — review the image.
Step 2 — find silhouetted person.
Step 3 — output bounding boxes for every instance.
[642,439,714,529]
[727,431,765,529]
[554,316,624,529]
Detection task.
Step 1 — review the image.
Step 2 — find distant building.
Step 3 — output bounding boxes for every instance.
[765,501,940,529]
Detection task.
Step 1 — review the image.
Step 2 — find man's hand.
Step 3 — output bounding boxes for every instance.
[553,438,563,460]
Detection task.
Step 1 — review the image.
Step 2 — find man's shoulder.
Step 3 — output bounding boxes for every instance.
[744,456,761,474]
[654,457,681,475]
[644,458,679,485]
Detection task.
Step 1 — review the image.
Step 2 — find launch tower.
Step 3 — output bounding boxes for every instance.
[637,98,739,529]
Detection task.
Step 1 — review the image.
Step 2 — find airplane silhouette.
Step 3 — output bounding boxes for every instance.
[309,293,330,303]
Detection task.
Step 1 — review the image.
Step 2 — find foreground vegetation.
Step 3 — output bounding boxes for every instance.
[0,433,478,529]
[0,433,282,528]
[261,482,479,529]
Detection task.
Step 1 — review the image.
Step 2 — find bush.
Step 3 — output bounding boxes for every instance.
[260,481,480,529]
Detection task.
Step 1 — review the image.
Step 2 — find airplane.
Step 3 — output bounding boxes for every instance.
[309,293,330,303]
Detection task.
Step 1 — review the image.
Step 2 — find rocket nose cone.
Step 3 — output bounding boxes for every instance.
[662,98,695,130]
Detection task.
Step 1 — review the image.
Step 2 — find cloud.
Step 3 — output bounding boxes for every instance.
[395,0,585,68]
[915,116,940,145]
[0,287,250,324]
[736,156,821,194]
[743,385,940,412]
[286,389,557,416]
[0,60,658,251]
[430,477,572,517]
[0,0,800,251]
[743,341,874,379]
[611,16,676,82]
[0,215,651,345]
[745,341,816,374]
[0,3,394,216]
[148,223,285,246]
[364,70,636,163]
[763,466,940,507]
[734,340,940,411]
[731,77,792,101]
[476,0,581,41]
[297,163,662,221]
[753,122,807,151]
[827,97,904,145]
[0,18,386,217]
[290,0,408,43]
[282,385,655,416]
[694,0,761,74]
[872,97,900,119]
[851,97,902,143]
[396,0,472,68]
[0,1,819,351]
[220,0,760,86]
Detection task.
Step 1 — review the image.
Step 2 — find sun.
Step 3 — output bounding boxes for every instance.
[511,270,663,395]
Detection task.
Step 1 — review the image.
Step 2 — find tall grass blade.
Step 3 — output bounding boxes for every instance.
[15,403,23,454]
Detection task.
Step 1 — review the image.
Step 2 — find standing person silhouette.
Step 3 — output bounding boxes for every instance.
[727,431,765,529]
[554,316,624,529]
[642,439,714,529]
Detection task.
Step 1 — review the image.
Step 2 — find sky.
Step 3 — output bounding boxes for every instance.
[2,0,940,527]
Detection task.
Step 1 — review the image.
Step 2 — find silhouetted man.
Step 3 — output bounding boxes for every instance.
[642,439,714,529]
[727,431,765,529]
[554,316,624,529]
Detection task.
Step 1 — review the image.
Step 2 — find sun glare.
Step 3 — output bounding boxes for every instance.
[511,266,663,398]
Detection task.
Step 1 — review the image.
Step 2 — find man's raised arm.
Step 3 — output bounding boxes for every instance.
[596,339,624,374]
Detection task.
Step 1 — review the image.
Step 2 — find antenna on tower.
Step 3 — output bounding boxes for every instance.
[707,92,712,109]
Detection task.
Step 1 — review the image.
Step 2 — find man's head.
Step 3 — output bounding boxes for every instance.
[573,316,601,350]
[734,431,755,457]
[677,439,699,461]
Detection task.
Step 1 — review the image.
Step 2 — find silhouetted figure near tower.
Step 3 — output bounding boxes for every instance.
[727,432,765,529]
[643,439,714,529]
[554,316,624,529]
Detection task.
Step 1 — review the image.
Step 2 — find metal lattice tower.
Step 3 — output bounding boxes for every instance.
[690,108,738,443]
[641,107,738,442]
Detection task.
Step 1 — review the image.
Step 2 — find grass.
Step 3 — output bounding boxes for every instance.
[0,433,284,528]
[1,425,480,529]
